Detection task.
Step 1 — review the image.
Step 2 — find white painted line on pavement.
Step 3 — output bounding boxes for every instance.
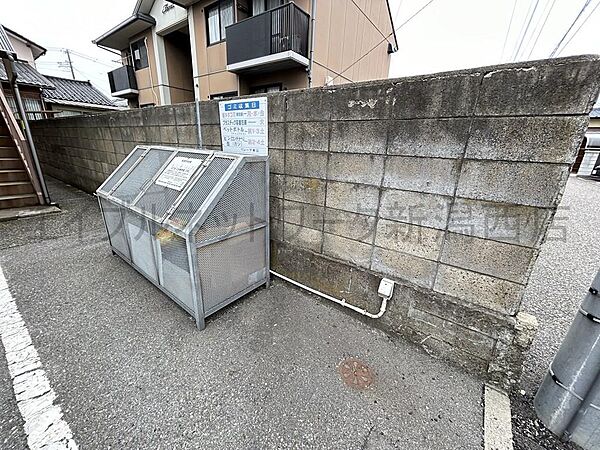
[484,384,514,450]
[0,265,77,449]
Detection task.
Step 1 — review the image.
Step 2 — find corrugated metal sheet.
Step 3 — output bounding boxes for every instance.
[0,60,54,88]
[0,24,16,58]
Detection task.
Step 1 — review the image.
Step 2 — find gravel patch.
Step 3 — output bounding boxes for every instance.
[513,175,600,449]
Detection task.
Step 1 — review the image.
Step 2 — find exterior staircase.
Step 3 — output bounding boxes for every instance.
[0,117,39,209]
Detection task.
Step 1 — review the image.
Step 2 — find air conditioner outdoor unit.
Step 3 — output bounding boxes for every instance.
[96,145,269,329]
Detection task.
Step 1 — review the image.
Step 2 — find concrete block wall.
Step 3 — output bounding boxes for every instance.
[30,55,600,389]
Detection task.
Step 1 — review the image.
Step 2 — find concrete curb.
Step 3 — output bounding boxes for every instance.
[484,384,514,450]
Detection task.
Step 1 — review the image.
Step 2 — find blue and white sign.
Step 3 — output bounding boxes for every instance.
[219,97,268,156]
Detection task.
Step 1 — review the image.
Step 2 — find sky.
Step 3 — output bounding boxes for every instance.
[2,0,600,99]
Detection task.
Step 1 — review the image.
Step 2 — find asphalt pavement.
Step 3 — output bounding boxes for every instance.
[0,178,485,449]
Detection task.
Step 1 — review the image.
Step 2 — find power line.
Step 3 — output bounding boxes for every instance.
[393,0,404,22]
[514,0,541,60]
[350,0,391,45]
[500,0,518,62]
[511,0,537,61]
[332,0,436,82]
[556,0,600,56]
[525,0,557,59]
[549,0,593,57]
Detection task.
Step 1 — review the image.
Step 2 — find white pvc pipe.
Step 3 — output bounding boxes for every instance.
[270,270,388,319]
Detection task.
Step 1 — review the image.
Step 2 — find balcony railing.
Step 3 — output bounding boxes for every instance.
[226,2,310,73]
[108,65,138,99]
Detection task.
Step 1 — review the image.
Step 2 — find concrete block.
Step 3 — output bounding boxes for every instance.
[270,174,284,199]
[441,232,535,284]
[269,149,284,174]
[325,181,379,216]
[160,126,178,144]
[330,120,388,154]
[384,156,459,196]
[328,153,385,186]
[407,307,496,360]
[467,116,588,163]
[456,160,570,207]
[283,200,324,230]
[388,118,471,158]
[175,103,195,125]
[269,122,285,149]
[121,126,135,142]
[137,126,153,142]
[379,189,451,230]
[270,197,283,220]
[284,176,326,205]
[266,92,286,123]
[331,84,393,120]
[270,219,283,241]
[322,233,372,268]
[391,71,483,118]
[109,127,123,142]
[286,89,331,121]
[199,100,220,124]
[177,126,199,146]
[371,247,437,289]
[200,124,221,146]
[283,222,323,252]
[285,150,327,179]
[434,265,523,315]
[448,198,551,248]
[375,219,444,260]
[286,122,329,151]
[476,56,600,116]
[324,208,376,244]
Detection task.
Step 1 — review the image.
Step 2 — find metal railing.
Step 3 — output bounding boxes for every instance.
[226,2,309,66]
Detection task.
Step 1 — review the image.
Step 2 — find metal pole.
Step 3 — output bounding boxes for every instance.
[307,0,317,88]
[194,82,203,148]
[65,49,75,80]
[4,57,51,204]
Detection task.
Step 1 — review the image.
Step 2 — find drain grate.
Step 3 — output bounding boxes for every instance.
[339,358,375,390]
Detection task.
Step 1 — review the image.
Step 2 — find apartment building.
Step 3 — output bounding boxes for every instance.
[94,0,397,107]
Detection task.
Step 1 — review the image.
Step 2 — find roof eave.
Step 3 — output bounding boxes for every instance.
[93,13,156,51]
[3,27,47,60]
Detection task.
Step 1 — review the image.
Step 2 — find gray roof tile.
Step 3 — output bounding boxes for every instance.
[0,60,54,88]
[42,76,115,107]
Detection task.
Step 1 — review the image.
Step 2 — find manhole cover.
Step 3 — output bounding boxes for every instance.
[339,358,375,390]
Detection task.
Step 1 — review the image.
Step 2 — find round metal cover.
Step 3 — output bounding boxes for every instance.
[339,358,375,390]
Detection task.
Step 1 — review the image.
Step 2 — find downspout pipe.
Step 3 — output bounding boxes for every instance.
[270,270,389,319]
[307,0,317,88]
[3,56,51,205]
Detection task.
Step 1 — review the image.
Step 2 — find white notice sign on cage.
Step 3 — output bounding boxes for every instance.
[219,97,268,156]
[155,157,203,191]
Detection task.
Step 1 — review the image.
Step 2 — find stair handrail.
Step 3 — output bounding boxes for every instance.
[0,85,45,204]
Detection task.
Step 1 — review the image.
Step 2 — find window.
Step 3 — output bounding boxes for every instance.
[130,39,148,70]
[252,0,284,15]
[210,91,238,100]
[251,84,282,94]
[5,94,45,120]
[206,0,234,45]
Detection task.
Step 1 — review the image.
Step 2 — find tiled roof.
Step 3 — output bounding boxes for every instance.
[0,60,54,88]
[42,76,116,108]
[590,108,600,118]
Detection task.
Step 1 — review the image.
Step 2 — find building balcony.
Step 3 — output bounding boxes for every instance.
[108,65,139,99]
[226,3,310,75]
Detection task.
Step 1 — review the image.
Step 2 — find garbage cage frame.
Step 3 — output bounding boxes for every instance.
[96,145,270,330]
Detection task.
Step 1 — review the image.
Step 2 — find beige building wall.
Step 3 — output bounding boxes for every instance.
[164,35,195,103]
[311,0,392,87]
[8,36,36,66]
[130,30,161,106]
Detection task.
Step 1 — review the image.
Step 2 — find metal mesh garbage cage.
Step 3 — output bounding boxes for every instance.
[96,145,269,329]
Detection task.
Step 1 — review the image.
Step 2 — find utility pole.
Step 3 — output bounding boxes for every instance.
[65,49,75,80]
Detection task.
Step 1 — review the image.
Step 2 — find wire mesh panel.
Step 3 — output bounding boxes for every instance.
[134,152,206,220]
[100,198,129,259]
[124,210,158,282]
[195,161,266,243]
[99,147,145,194]
[157,230,194,312]
[168,156,233,229]
[196,228,267,314]
[112,148,172,204]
